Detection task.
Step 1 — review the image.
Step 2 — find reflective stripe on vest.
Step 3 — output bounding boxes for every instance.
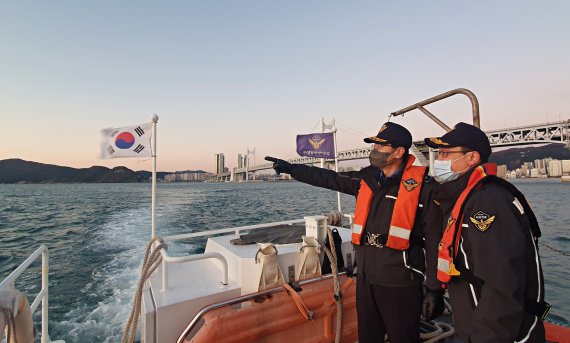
[351,155,427,250]
[436,163,498,283]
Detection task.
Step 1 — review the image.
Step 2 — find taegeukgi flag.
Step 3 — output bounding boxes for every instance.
[296,132,335,158]
[101,122,152,159]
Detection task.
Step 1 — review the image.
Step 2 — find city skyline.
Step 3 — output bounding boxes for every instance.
[2,2,569,171]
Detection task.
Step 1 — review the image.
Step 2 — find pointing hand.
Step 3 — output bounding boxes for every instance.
[265,156,293,175]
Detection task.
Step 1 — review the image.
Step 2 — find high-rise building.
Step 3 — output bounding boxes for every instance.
[548,160,562,177]
[238,154,243,169]
[562,160,570,174]
[521,164,529,177]
[215,153,225,175]
[497,165,507,179]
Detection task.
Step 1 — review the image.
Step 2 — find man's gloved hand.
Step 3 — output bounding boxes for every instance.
[422,288,445,321]
[265,156,293,175]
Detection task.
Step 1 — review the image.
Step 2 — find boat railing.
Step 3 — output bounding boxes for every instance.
[157,219,306,291]
[159,251,229,291]
[160,218,306,243]
[157,215,353,291]
[0,245,56,343]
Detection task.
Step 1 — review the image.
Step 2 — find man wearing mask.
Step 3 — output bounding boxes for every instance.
[266,122,444,343]
[425,122,548,342]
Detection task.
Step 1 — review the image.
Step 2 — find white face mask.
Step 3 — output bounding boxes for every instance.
[433,153,471,184]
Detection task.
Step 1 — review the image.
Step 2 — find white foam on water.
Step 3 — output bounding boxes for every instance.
[52,193,205,343]
[53,206,155,342]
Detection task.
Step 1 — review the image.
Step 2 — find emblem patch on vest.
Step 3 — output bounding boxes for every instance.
[402,178,419,192]
[469,211,496,232]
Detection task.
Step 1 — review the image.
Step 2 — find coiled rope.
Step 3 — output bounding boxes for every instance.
[324,211,344,227]
[121,237,167,343]
[322,227,343,343]
[419,321,455,342]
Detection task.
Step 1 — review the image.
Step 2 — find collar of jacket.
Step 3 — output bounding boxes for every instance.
[377,156,407,187]
[433,165,479,213]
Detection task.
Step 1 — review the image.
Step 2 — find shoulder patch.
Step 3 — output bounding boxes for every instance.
[469,211,496,232]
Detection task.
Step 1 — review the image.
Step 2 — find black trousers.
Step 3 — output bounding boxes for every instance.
[356,277,422,343]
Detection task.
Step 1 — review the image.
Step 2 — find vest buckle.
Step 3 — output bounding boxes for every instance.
[365,233,384,248]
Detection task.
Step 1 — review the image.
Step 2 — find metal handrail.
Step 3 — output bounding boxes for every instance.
[160,251,229,291]
[0,245,51,343]
[158,219,306,291]
[391,88,481,130]
[160,218,305,243]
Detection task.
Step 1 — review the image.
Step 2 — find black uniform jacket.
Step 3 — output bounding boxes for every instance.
[289,161,443,290]
[435,167,546,343]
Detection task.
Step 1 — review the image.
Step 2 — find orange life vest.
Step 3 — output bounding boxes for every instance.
[351,155,427,250]
[436,163,497,283]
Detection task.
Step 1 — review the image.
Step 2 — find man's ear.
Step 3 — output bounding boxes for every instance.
[395,147,406,159]
[469,151,482,166]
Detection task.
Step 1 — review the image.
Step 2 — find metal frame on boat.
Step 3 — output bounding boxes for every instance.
[0,245,60,343]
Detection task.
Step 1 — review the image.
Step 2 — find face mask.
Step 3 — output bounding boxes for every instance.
[369,150,393,169]
[433,153,472,184]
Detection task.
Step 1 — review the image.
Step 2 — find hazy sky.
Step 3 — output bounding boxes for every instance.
[1,1,569,172]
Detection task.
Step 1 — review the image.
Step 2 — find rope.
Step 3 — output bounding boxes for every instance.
[121,237,167,343]
[540,242,569,257]
[322,227,342,343]
[420,321,455,342]
[324,211,344,227]
[282,283,313,321]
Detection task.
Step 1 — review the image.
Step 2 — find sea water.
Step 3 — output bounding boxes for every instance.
[0,179,568,342]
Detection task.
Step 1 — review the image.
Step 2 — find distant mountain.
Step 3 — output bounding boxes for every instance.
[0,159,145,183]
[489,143,570,170]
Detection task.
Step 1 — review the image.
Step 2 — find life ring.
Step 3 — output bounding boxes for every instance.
[0,289,35,343]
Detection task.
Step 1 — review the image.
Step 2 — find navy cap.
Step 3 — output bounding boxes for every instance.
[424,122,492,162]
[363,122,412,149]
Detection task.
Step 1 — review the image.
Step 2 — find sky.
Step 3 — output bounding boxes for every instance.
[1,1,569,173]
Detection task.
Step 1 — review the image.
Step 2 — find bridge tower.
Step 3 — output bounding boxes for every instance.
[244,147,256,181]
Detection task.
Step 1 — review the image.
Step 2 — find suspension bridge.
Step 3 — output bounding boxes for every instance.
[211,119,570,181]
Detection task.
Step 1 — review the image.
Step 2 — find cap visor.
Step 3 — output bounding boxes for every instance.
[424,137,450,148]
[364,136,388,144]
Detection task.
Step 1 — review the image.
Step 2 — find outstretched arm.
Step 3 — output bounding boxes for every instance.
[265,156,361,195]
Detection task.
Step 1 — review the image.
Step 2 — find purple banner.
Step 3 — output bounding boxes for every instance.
[296,132,335,158]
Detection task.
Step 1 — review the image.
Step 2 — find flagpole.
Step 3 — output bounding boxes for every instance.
[320,117,325,168]
[332,119,341,212]
[151,114,159,238]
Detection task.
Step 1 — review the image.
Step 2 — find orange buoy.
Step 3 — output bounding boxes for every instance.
[180,275,358,343]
